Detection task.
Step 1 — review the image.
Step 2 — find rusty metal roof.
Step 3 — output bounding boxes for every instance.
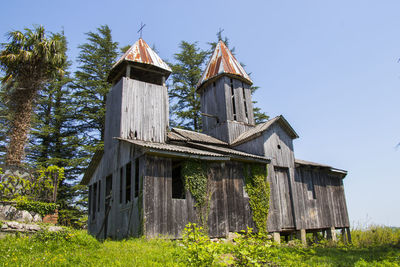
[171,128,228,145]
[112,38,172,73]
[197,41,252,90]
[231,115,299,146]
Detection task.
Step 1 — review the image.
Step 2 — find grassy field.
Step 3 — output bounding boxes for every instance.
[0,225,399,266]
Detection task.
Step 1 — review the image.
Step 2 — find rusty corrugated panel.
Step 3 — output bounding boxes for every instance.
[113,38,171,72]
[197,40,252,90]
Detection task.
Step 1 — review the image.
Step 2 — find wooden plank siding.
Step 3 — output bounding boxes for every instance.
[201,76,255,144]
[294,167,350,230]
[141,157,257,238]
[233,121,349,233]
[87,142,145,239]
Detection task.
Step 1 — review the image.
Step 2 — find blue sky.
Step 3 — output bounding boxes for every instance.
[1,0,399,227]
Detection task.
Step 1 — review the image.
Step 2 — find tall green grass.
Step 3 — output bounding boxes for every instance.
[0,225,399,266]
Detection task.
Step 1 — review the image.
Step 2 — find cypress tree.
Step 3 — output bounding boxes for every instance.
[169,41,208,131]
[73,25,119,153]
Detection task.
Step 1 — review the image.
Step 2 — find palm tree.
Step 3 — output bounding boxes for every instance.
[0,25,66,166]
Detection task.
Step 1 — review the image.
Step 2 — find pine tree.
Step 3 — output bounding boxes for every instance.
[73,25,119,153]
[169,41,208,131]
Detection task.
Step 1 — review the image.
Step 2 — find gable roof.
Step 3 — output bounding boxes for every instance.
[80,150,104,185]
[197,41,252,90]
[231,115,299,146]
[108,38,171,82]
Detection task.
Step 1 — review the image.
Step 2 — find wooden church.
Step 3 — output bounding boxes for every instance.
[81,39,350,242]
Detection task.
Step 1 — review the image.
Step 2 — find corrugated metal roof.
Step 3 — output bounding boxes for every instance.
[295,159,331,168]
[118,138,226,158]
[197,41,252,90]
[167,131,188,141]
[231,115,299,146]
[112,38,172,73]
[188,142,270,163]
[295,159,347,176]
[171,128,228,145]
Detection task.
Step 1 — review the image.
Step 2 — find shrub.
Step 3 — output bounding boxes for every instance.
[180,223,222,266]
[351,226,400,248]
[231,228,274,266]
[0,165,64,203]
[14,196,57,217]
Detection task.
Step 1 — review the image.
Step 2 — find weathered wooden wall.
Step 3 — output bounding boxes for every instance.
[87,142,145,239]
[201,76,255,143]
[233,121,350,232]
[294,167,350,230]
[104,79,123,150]
[121,78,169,143]
[104,77,169,150]
[142,157,256,238]
[233,123,297,232]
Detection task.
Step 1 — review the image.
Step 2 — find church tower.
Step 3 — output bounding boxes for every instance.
[197,41,255,143]
[104,38,171,149]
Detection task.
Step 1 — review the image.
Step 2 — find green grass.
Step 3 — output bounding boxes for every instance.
[0,230,183,266]
[0,226,399,266]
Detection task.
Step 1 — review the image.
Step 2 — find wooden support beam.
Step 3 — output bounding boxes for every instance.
[346,227,352,243]
[273,232,281,244]
[327,227,337,242]
[297,229,306,245]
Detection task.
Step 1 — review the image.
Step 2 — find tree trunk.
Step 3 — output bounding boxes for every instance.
[5,87,37,166]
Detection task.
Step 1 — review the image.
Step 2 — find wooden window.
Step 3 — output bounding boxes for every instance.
[92,183,97,219]
[106,175,112,199]
[88,185,92,217]
[119,168,123,204]
[306,173,316,200]
[134,158,140,198]
[126,162,132,203]
[105,175,113,211]
[97,180,101,212]
[172,160,185,199]
[230,79,237,121]
[242,83,249,122]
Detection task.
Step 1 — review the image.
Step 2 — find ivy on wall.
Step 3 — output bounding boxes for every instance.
[244,164,270,234]
[182,160,211,231]
[14,196,58,217]
[0,166,64,203]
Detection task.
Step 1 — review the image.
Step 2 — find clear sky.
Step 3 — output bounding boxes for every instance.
[1,0,399,227]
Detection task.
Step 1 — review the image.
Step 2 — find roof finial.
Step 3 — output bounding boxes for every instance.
[137,22,146,39]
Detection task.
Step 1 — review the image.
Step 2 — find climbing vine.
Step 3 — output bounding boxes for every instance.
[182,160,211,231]
[244,164,270,234]
[0,165,64,203]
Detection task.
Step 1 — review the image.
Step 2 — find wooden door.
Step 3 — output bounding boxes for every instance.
[274,167,295,229]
